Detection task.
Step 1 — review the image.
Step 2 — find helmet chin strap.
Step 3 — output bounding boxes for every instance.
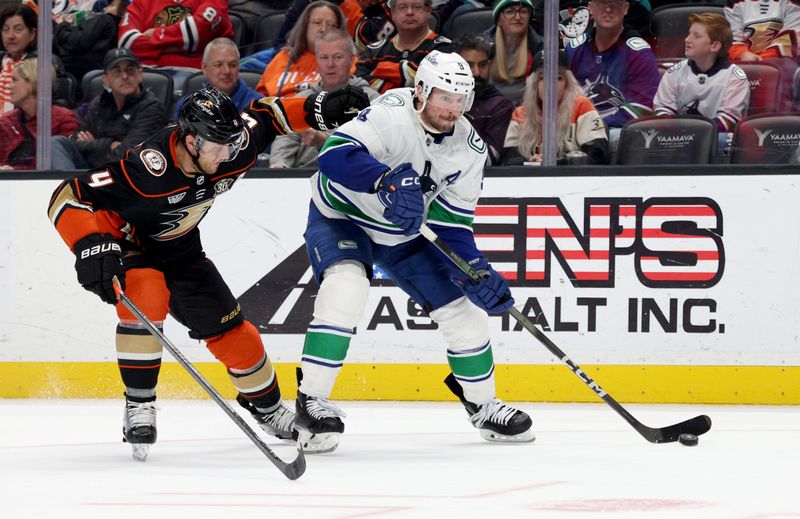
[182,134,212,176]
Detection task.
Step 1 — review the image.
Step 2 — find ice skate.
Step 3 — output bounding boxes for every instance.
[236,395,297,441]
[295,390,346,454]
[122,398,157,462]
[444,374,535,443]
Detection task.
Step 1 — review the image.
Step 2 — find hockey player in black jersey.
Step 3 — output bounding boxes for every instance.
[47,87,369,461]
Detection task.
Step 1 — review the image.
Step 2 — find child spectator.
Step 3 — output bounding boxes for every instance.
[502,50,608,165]
[654,12,749,134]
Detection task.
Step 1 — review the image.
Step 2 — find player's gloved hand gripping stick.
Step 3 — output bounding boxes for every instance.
[377,162,425,235]
[418,223,712,444]
[111,277,306,480]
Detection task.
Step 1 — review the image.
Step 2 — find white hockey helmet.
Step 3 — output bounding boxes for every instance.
[414,50,475,114]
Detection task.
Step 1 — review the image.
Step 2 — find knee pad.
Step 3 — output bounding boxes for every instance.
[116,268,169,323]
[430,296,489,351]
[206,321,266,371]
[315,260,370,329]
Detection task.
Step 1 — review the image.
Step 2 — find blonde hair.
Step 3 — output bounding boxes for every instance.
[490,25,528,82]
[13,57,55,97]
[517,67,582,159]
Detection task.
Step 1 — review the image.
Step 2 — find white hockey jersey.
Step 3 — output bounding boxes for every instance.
[653,59,750,132]
[726,0,800,58]
[311,88,488,249]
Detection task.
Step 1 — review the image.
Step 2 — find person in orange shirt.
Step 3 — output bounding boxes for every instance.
[256,1,348,97]
[502,50,609,165]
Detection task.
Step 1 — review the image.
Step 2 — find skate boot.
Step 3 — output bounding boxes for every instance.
[444,373,535,443]
[236,395,297,441]
[295,390,346,454]
[122,397,157,462]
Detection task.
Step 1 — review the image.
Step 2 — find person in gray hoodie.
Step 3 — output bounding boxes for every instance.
[269,29,379,168]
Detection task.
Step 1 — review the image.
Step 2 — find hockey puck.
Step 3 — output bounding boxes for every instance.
[678,433,698,446]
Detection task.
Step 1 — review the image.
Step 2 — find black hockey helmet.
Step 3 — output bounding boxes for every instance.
[178,88,246,158]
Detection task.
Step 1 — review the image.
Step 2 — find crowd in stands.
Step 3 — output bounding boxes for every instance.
[2,0,800,170]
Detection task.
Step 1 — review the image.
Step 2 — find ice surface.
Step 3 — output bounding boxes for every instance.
[0,400,796,518]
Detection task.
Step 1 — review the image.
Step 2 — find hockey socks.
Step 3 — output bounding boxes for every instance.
[299,322,353,397]
[446,341,496,404]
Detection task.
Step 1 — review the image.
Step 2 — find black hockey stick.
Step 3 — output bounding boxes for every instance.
[112,278,306,479]
[419,224,711,444]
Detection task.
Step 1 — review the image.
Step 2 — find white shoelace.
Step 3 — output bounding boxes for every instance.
[126,401,157,428]
[306,398,347,420]
[469,399,516,428]
[265,405,296,432]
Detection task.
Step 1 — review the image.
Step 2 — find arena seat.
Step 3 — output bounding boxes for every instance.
[181,71,263,98]
[441,8,494,41]
[82,69,175,108]
[736,61,783,116]
[729,113,800,164]
[615,115,718,165]
[250,12,286,54]
[651,3,725,59]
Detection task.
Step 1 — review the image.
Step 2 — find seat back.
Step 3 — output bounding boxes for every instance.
[230,12,246,47]
[441,8,494,41]
[82,69,174,108]
[251,12,286,54]
[181,71,263,98]
[730,113,800,163]
[651,4,725,59]
[615,115,718,165]
[736,61,782,116]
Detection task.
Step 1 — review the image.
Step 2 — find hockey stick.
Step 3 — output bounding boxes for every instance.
[112,278,306,479]
[419,224,712,444]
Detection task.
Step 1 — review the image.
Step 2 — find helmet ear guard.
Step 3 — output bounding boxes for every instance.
[414,50,475,115]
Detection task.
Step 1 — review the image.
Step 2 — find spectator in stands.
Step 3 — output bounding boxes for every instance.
[565,0,659,130]
[483,0,542,105]
[450,33,514,165]
[502,49,608,165]
[117,0,233,69]
[0,58,79,170]
[256,1,346,97]
[50,48,166,171]
[725,0,800,62]
[533,0,652,44]
[0,5,37,114]
[654,12,749,134]
[175,38,261,117]
[53,0,130,85]
[356,0,450,94]
[269,29,379,168]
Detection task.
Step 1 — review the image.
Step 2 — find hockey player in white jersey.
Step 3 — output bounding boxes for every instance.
[295,50,535,454]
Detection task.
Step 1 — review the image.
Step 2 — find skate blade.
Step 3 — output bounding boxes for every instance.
[480,428,536,443]
[297,429,341,454]
[131,444,150,462]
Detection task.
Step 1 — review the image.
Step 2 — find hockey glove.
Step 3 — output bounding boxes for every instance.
[304,85,370,132]
[73,233,125,305]
[377,162,424,235]
[452,260,514,314]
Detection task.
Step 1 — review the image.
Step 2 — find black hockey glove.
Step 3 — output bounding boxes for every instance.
[304,85,370,132]
[377,162,424,235]
[73,233,125,305]
[451,259,514,315]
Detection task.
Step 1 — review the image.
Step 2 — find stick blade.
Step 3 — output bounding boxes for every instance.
[278,445,306,481]
[646,414,712,444]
